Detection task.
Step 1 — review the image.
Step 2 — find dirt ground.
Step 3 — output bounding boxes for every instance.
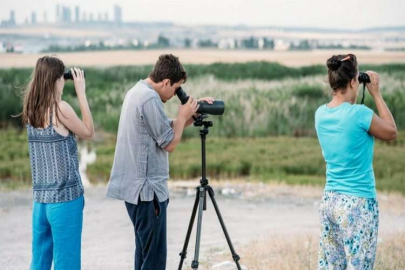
[0,181,404,270]
[1,49,405,69]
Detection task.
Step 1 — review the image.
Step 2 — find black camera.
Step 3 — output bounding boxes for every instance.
[176,87,225,116]
[63,70,86,80]
[358,72,370,84]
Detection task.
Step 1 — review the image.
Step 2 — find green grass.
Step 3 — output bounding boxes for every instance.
[86,131,405,194]
[0,129,404,194]
[1,62,405,135]
[0,62,404,193]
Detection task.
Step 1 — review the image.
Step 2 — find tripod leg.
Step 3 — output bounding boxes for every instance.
[178,188,200,270]
[191,187,206,270]
[207,187,242,270]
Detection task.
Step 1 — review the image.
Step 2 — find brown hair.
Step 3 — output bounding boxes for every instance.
[326,54,358,91]
[148,54,187,85]
[21,56,65,128]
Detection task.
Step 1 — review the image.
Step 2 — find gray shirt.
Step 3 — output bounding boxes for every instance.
[106,80,174,204]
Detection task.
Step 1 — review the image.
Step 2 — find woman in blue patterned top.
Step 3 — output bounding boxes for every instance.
[315,54,397,269]
[20,56,95,270]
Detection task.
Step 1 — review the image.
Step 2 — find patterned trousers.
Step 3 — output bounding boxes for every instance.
[318,191,379,270]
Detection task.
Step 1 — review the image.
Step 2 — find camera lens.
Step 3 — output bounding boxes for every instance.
[175,87,225,116]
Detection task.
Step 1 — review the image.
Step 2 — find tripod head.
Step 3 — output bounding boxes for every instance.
[193,114,212,127]
[194,114,213,136]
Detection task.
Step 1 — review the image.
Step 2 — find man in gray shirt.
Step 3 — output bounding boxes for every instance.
[107,54,213,270]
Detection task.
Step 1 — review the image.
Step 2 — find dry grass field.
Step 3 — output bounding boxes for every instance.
[1,49,405,68]
[209,232,405,270]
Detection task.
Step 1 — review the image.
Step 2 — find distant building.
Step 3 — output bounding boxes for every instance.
[56,5,60,23]
[75,6,80,22]
[61,6,72,23]
[114,5,122,24]
[10,11,16,25]
[274,39,289,51]
[1,10,16,27]
[43,11,48,23]
[0,42,5,53]
[31,12,37,25]
[218,38,236,49]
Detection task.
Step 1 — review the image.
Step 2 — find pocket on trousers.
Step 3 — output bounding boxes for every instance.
[152,195,161,218]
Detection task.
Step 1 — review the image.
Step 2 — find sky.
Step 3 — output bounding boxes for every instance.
[1,0,404,30]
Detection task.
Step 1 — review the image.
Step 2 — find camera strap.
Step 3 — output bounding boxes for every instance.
[361,83,366,105]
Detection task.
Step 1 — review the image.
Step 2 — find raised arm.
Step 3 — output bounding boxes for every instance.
[164,96,199,152]
[58,68,95,140]
[366,71,397,141]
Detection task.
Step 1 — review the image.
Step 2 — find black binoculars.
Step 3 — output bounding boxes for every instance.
[63,70,86,80]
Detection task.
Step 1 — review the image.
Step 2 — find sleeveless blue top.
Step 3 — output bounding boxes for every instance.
[27,112,84,203]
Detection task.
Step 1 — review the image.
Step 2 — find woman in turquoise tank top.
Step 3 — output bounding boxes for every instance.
[315,54,397,269]
[20,56,95,270]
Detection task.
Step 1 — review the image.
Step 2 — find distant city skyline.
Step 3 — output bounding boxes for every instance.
[0,0,405,30]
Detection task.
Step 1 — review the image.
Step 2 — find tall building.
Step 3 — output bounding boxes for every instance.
[1,10,16,27]
[114,5,122,24]
[10,11,16,25]
[62,6,72,23]
[31,12,37,25]
[43,11,48,23]
[56,5,60,23]
[75,6,80,22]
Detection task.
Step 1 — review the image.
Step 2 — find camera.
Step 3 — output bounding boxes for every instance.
[176,87,225,116]
[358,72,370,84]
[64,70,86,80]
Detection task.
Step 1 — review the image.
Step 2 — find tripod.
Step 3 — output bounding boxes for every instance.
[178,114,241,270]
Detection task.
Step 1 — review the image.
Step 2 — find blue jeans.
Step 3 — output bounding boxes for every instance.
[30,195,84,270]
[125,195,169,270]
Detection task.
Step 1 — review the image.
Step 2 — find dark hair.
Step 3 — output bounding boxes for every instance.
[149,54,187,85]
[20,55,65,128]
[326,54,358,91]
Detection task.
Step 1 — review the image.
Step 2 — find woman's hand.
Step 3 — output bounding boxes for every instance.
[365,71,380,98]
[71,67,86,96]
[59,67,94,140]
[365,71,397,141]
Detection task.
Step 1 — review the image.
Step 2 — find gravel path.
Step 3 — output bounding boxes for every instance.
[1,182,404,270]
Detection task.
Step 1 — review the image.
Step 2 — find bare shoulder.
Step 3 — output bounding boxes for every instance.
[57,100,77,121]
[58,100,73,111]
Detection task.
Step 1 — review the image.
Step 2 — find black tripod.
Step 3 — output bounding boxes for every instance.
[178,114,241,270]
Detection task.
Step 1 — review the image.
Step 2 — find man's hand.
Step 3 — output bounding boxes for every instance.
[198,97,215,104]
[193,97,215,118]
[184,97,216,127]
[178,95,199,121]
